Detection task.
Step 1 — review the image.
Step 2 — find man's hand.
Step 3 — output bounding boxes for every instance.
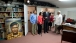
[45,17,47,19]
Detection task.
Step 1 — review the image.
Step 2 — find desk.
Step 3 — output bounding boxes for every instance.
[61,25,76,43]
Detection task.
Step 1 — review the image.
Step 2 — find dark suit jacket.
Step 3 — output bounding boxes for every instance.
[43,12,50,21]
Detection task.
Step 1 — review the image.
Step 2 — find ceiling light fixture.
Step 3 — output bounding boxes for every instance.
[27,0,30,3]
[59,0,71,1]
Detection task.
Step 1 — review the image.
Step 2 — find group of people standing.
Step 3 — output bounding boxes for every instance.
[30,8,63,36]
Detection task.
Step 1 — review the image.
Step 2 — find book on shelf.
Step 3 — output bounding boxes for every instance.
[6,7,12,12]
[4,13,9,17]
[0,23,4,29]
[0,24,2,28]
[0,13,4,18]
[18,8,23,12]
[13,8,18,12]
[0,19,4,23]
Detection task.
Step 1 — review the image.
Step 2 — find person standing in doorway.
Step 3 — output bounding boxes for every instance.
[30,10,37,36]
[54,11,62,34]
[37,12,43,35]
[43,8,50,33]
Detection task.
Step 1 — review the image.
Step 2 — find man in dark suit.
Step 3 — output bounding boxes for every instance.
[43,8,50,33]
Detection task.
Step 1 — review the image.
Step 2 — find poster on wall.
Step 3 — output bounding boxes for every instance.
[5,18,23,40]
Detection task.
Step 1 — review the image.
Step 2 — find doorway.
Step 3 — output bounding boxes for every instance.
[27,6,37,33]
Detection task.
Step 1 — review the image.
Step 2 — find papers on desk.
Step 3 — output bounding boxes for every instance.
[63,23,76,28]
[63,23,72,26]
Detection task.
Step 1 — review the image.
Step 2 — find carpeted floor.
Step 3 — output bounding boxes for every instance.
[0,28,71,43]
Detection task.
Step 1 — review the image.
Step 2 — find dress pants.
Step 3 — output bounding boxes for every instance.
[54,24,60,33]
[38,24,42,34]
[57,25,63,33]
[44,20,48,33]
[48,22,52,30]
[32,24,37,35]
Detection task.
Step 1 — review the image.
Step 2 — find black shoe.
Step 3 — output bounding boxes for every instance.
[38,33,39,34]
[57,32,60,34]
[53,31,56,33]
[44,32,46,33]
[47,32,48,33]
[39,34,40,35]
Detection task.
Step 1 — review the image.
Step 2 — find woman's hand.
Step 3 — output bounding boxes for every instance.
[40,22,41,24]
[45,17,47,18]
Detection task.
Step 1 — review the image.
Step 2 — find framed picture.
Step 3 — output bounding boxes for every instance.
[5,18,23,40]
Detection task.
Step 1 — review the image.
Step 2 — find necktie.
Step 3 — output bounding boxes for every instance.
[46,12,48,16]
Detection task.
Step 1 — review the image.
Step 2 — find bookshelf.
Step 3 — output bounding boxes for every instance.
[0,5,24,40]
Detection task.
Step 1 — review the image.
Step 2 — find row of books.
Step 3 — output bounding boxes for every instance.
[0,19,4,23]
[0,7,23,12]
[13,13,23,17]
[0,13,23,18]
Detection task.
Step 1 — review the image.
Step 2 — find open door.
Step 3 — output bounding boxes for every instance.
[24,4,28,36]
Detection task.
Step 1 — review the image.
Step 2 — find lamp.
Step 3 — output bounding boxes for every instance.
[27,0,30,3]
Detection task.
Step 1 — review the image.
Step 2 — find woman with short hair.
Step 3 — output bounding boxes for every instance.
[37,12,43,35]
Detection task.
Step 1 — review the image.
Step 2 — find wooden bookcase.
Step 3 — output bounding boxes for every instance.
[0,5,24,40]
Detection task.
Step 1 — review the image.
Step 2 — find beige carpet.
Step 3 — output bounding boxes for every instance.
[0,32,71,43]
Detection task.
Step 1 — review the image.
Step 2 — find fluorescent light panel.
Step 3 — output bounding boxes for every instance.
[59,0,71,1]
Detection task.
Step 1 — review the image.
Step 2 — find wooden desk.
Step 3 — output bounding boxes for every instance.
[63,25,76,31]
[61,30,76,43]
[61,25,76,43]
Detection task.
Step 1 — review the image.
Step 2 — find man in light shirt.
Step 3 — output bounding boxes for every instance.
[30,10,37,36]
[54,11,62,34]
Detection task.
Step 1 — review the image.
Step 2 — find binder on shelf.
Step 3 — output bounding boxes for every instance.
[6,7,12,12]
[13,8,18,12]
[0,24,2,28]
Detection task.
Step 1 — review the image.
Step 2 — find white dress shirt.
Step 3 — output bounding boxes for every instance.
[55,14,62,25]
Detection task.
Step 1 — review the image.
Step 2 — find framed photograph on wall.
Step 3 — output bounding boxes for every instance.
[5,18,23,40]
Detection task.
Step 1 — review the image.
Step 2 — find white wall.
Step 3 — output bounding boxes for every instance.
[68,11,76,19]
[37,6,55,16]
[24,4,28,36]
[55,7,76,20]
[37,6,42,16]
